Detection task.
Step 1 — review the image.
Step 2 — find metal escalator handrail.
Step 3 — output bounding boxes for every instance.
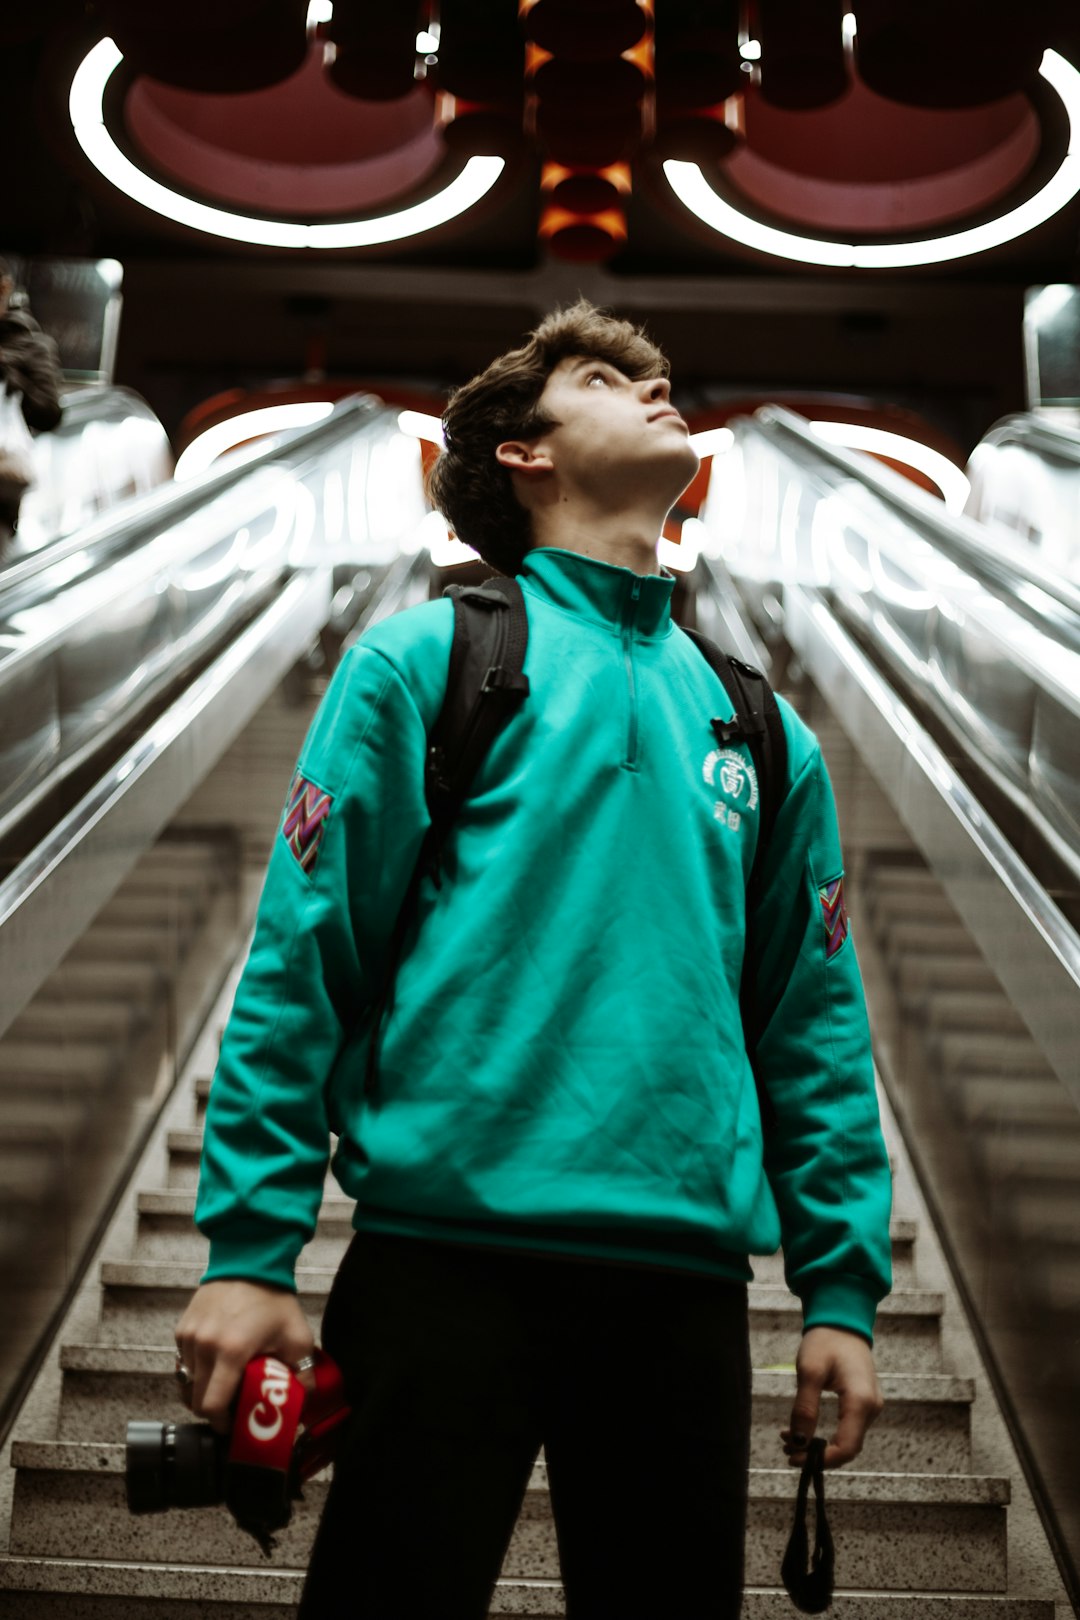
[0,547,429,1045]
[785,581,1080,1103]
[970,409,1080,465]
[0,392,385,600]
[751,403,1080,626]
[694,557,1080,1089]
[51,382,163,431]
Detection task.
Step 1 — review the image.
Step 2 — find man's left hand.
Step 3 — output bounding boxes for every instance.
[780,1325,884,1469]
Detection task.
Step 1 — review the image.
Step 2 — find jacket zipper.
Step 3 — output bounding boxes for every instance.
[622,578,642,769]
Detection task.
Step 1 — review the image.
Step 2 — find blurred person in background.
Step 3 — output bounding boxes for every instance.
[0,256,65,561]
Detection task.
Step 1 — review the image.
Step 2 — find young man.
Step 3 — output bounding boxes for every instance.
[177,299,892,1619]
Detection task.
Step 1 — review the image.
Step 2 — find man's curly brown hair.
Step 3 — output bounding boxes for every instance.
[426,298,669,577]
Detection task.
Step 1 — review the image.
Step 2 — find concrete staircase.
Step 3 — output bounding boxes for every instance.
[862,856,1080,1329]
[0,675,1072,1618]
[0,969,1070,1617]
[0,832,240,1418]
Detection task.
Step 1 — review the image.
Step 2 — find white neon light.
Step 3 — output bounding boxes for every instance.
[416,30,440,53]
[739,39,762,61]
[659,524,699,572]
[808,420,971,511]
[689,426,735,457]
[424,511,480,568]
[842,12,857,47]
[173,402,336,480]
[397,409,446,446]
[663,48,1080,268]
[307,1,333,24]
[69,38,504,249]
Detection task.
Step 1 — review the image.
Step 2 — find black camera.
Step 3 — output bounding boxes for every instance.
[126,1347,350,1554]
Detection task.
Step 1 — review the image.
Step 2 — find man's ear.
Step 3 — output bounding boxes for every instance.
[495,440,554,477]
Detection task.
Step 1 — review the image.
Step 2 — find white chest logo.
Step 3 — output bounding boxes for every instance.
[703,748,759,831]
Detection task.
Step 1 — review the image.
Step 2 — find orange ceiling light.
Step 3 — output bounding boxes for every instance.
[437,93,526,158]
[523,0,653,260]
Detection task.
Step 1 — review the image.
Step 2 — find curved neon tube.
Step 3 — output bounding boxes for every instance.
[173,402,336,479]
[689,426,735,457]
[808,421,971,510]
[69,38,504,249]
[397,409,446,446]
[663,49,1080,269]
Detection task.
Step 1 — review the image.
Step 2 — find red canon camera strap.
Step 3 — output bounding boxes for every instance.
[228,1356,306,1473]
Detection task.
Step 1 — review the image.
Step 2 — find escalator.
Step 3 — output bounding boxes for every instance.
[0,401,1077,1615]
[701,406,1080,1612]
[0,391,429,1437]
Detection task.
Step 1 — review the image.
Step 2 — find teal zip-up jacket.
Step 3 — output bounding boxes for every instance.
[195,546,893,1343]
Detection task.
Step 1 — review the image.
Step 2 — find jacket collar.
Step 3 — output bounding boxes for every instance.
[518,546,675,640]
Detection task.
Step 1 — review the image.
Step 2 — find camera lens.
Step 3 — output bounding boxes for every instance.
[126,1421,225,1512]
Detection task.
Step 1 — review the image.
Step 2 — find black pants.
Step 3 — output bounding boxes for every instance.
[297,1231,751,1620]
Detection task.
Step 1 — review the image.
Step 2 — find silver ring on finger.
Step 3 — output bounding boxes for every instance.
[293,1354,316,1375]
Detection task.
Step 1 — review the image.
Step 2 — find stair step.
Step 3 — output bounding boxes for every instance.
[1028,1250,1080,1314]
[972,1129,1080,1182]
[163,1129,345,1192]
[932,1033,1053,1078]
[96,893,207,931]
[0,1101,89,1153]
[0,1145,62,1207]
[1013,1206,1080,1246]
[6,1440,1008,1591]
[0,1558,1055,1620]
[96,1262,944,1371]
[165,1119,894,1192]
[952,1075,1077,1129]
[114,868,219,896]
[46,960,167,1000]
[922,994,1028,1035]
[882,923,977,959]
[999,1176,1080,1227]
[135,843,224,876]
[866,864,945,891]
[0,1039,116,1081]
[8,999,143,1044]
[67,927,187,967]
[54,1344,974,1472]
[131,1191,920,1286]
[895,956,1000,996]
[865,889,959,922]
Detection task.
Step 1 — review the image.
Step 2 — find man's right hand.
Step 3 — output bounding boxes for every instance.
[174,1280,319,1435]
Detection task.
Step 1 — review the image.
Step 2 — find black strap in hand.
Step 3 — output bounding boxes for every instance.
[781,1436,835,1613]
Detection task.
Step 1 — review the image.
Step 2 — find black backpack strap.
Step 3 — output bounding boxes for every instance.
[425,576,530,887]
[363,576,530,1098]
[682,628,789,1134]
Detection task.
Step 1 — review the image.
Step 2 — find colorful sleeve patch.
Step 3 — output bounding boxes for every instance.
[819,874,849,960]
[282,772,333,875]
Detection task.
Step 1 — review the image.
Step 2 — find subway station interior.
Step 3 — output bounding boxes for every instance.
[2,1,1080,1614]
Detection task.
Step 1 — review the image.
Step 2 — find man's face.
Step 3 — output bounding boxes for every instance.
[525,353,700,505]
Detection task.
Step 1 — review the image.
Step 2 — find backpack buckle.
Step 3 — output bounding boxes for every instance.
[481,667,530,696]
[712,712,764,745]
[446,583,504,609]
